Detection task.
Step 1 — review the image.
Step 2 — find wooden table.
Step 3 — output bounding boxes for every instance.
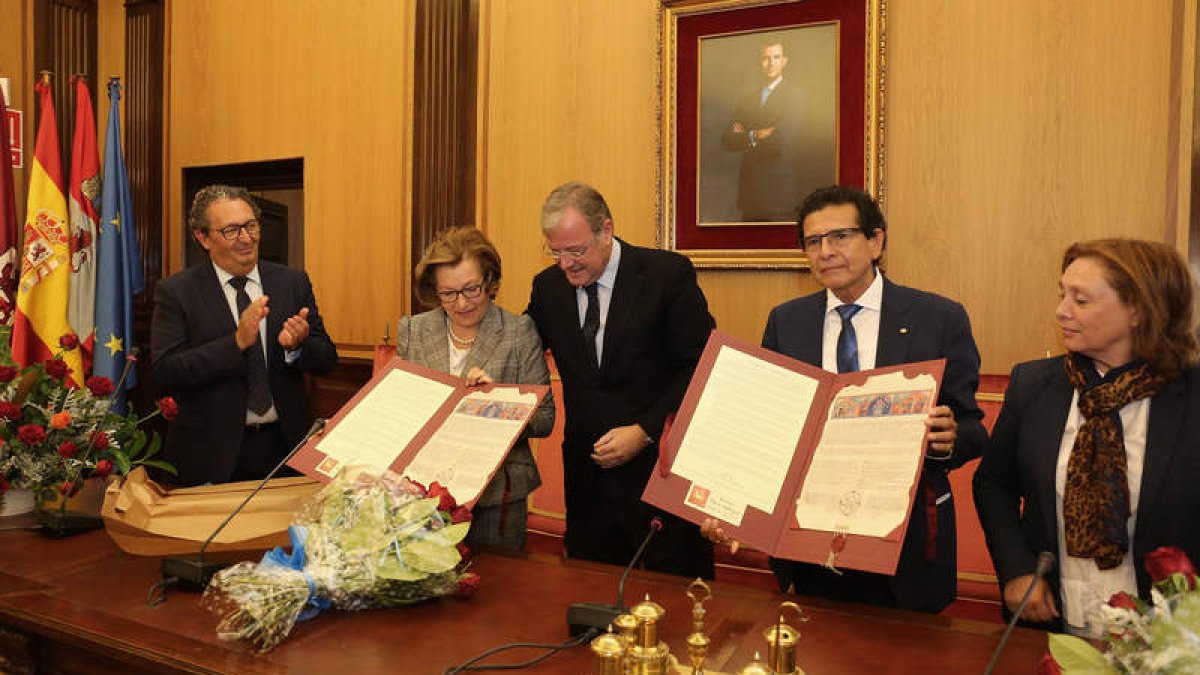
[0,526,1047,674]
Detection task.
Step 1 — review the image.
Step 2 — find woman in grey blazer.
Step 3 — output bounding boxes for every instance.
[397,227,554,551]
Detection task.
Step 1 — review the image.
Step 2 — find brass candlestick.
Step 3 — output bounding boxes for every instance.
[764,601,806,674]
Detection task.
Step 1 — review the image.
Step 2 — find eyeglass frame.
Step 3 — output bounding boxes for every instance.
[543,233,603,260]
[208,219,262,241]
[799,227,866,252]
[435,278,490,304]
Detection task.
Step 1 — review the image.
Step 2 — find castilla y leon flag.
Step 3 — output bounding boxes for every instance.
[0,84,17,325]
[68,76,99,375]
[12,75,85,386]
[94,78,144,412]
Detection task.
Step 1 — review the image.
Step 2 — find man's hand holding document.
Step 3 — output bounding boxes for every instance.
[642,330,943,574]
[290,357,548,508]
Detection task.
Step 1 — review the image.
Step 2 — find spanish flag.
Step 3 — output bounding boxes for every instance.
[12,75,84,386]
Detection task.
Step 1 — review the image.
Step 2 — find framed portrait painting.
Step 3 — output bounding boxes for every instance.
[660,0,886,268]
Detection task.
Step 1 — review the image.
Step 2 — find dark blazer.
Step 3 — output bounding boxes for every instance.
[721,78,803,221]
[151,260,338,485]
[396,303,554,508]
[973,356,1200,628]
[762,276,987,612]
[526,239,715,577]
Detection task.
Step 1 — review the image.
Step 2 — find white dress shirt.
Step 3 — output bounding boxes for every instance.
[820,270,884,373]
[576,238,622,366]
[1054,388,1148,637]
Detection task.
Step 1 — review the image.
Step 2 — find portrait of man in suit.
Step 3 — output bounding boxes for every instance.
[698,26,837,225]
[526,181,716,579]
[151,184,338,486]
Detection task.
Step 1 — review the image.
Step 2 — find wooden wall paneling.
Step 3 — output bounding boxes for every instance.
[482,0,664,317]
[886,0,1189,373]
[165,0,414,355]
[411,0,477,313]
[32,0,95,175]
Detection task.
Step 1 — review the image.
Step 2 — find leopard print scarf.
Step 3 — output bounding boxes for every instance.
[1062,354,1165,570]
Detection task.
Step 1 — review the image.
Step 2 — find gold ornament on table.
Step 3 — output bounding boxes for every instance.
[589,579,807,675]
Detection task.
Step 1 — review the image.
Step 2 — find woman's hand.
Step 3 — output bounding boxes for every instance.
[465,367,494,387]
[1003,574,1059,623]
[700,517,740,555]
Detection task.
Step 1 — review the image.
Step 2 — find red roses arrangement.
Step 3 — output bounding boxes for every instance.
[0,332,177,506]
[1046,546,1200,673]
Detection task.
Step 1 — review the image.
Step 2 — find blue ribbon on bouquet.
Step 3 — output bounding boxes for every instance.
[261,525,331,621]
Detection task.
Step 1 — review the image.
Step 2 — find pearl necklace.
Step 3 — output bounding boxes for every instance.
[447,324,476,347]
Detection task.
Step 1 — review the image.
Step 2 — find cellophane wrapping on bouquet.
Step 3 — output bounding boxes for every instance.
[202,468,478,652]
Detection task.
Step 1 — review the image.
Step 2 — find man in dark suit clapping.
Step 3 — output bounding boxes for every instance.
[527,182,715,578]
[152,185,337,486]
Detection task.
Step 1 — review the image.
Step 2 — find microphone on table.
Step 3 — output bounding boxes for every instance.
[566,516,664,637]
[983,551,1056,675]
[157,418,327,595]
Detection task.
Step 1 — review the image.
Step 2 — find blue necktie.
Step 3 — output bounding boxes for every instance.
[835,304,863,373]
[760,85,772,106]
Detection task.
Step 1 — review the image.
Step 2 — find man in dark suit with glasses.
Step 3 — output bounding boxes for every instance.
[527,181,716,579]
[152,184,337,485]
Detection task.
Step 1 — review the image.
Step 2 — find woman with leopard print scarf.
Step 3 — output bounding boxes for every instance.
[974,238,1200,637]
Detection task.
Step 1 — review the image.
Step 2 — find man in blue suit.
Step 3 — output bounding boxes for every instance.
[762,185,987,612]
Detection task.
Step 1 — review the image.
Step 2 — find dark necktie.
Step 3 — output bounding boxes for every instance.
[581,283,600,368]
[835,304,863,373]
[229,276,273,415]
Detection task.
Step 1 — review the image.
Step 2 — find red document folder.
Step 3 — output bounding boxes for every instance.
[289,357,549,508]
[642,330,944,574]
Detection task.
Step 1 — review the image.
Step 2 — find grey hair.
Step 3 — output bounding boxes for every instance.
[540,181,612,234]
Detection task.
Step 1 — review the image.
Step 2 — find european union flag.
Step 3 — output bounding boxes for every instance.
[94,78,144,412]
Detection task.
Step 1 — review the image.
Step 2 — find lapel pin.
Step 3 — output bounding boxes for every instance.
[899,327,908,334]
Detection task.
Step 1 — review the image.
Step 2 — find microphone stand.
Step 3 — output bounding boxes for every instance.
[566,517,664,636]
[983,551,1056,675]
[153,419,326,600]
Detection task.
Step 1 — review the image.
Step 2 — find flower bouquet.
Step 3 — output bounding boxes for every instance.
[202,468,478,652]
[0,327,177,526]
[1046,546,1200,674]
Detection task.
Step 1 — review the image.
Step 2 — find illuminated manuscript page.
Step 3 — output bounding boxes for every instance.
[315,368,455,471]
[795,370,936,537]
[670,345,821,525]
[403,387,539,504]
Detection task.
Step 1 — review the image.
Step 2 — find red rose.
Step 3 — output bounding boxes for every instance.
[58,333,80,350]
[427,481,457,512]
[59,481,78,496]
[94,459,114,479]
[1145,546,1198,589]
[90,431,109,450]
[43,358,70,381]
[0,365,17,382]
[86,376,115,397]
[456,542,472,560]
[17,424,46,445]
[456,572,480,598]
[0,402,22,421]
[57,441,78,458]
[156,397,179,421]
[1037,653,1062,675]
[451,505,471,524]
[1108,591,1138,610]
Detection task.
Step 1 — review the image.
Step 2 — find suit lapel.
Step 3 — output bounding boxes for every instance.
[875,277,912,367]
[1137,375,1186,527]
[200,262,238,334]
[797,293,826,367]
[601,240,641,372]
[464,304,503,375]
[1031,360,1073,541]
[420,309,452,373]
